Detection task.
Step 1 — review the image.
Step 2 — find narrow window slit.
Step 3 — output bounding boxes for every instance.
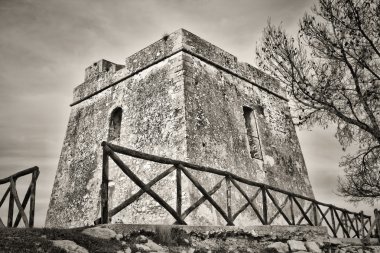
[243,106,263,160]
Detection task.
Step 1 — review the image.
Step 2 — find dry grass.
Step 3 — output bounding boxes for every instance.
[0,227,124,253]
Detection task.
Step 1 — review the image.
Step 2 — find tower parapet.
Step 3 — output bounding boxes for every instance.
[85,59,124,82]
[73,29,286,106]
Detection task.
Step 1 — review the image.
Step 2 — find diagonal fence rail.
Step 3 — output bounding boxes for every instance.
[97,142,379,239]
[0,166,39,228]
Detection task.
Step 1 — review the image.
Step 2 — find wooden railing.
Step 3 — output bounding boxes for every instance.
[0,166,39,228]
[97,142,378,239]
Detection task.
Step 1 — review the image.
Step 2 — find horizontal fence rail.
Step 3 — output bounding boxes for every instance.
[97,142,378,239]
[0,166,39,228]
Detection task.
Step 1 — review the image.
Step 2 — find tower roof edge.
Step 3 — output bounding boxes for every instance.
[124,29,286,99]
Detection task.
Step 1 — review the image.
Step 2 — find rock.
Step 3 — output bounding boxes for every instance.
[194,247,210,253]
[135,243,151,251]
[81,227,117,240]
[181,238,190,245]
[52,240,89,253]
[329,238,342,246]
[315,241,325,248]
[146,239,164,251]
[116,233,123,240]
[227,246,235,252]
[264,242,289,253]
[287,240,306,252]
[305,241,322,253]
[136,235,149,243]
[124,248,132,253]
[368,247,380,253]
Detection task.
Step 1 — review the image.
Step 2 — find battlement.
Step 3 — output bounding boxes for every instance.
[84,59,124,82]
[124,29,238,75]
[73,29,286,106]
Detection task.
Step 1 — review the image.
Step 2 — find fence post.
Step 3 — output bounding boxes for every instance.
[290,196,295,225]
[262,185,268,225]
[101,146,109,224]
[226,176,232,224]
[7,177,15,227]
[313,202,318,226]
[330,206,336,237]
[375,209,380,241]
[29,170,38,227]
[343,211,349,238]
[360,211,365,238]
[176,166,182,218]
[355,213,359,238]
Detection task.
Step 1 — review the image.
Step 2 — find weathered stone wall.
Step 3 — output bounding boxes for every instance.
[47,28,315,228]
[182,51,313,225]
[46,53,188,227]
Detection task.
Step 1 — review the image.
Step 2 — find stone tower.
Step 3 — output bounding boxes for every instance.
[46,29,314,228]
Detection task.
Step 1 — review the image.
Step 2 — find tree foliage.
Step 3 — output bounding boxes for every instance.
[256,0,380,204]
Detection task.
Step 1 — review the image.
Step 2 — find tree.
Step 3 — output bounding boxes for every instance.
[256,0,380,204]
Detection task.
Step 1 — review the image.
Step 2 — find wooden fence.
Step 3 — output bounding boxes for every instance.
[0,166,39,228]
[98,142,378,239]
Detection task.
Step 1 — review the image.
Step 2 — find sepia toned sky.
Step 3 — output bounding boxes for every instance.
[0,0,375,227]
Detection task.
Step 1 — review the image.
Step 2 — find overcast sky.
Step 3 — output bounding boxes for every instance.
[0,0,375,227]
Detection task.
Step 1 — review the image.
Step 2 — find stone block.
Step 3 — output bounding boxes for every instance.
[369,247,380,253]
[146,239,165,252]
[136,235,148,243]
[264,242,289,253]
[135,243,151,252]
[328,238,343,246]
[81,227,117,240]
[287,240,306,252]
[52,240,89,253]
[305,241,322,253]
